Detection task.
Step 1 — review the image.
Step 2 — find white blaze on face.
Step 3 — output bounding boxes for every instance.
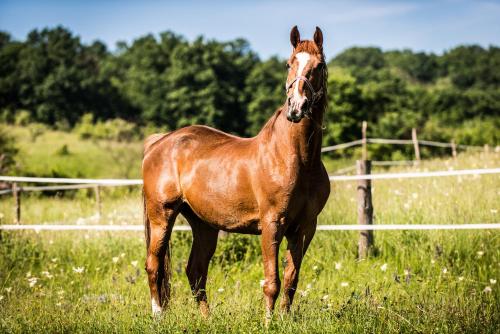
[151,298,162,315]
[294,52,311,99]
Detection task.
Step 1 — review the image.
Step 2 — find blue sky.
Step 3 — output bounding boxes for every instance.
[1,0,500,58]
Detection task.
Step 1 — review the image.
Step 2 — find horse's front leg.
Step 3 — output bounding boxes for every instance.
[260,215,284,322]
[280,218,317,312]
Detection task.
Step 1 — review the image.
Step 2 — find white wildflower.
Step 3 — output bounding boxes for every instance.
[380,263,388,272]
[312,265,318,271]
[0,295,4,301]
[412,193,418,199]
[217,288,224,293]
[131,261,138,268]
[5,287,12,293]
[403,202,410,210]
[404,269,410,276]
[72,267,85,274]
[306,283,312,290]
[335,262,342,270]
[483,286,492,293]
[477,251,484,257]
[51,258,58,263]
[322,294,329,300]
[42,271,53,279]
[458,276,464,281]
[57,290,65,296]
[259,279,265,288]
[490,279,497,285]
[56,302,62,307]
[340,282,349,287]
[26,271,32,278]
[491,209,498,214]
[431,259,435,264]
[76,217,86,225]
[120,253,126,258]
[112,257,119,263]
[27,277,38,288]
[442,268,448,274]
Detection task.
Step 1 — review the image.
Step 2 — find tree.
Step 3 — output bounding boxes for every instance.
[245,57,286,136]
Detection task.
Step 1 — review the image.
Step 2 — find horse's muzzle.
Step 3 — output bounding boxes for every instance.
[287,97,308,123]
[287,109,303,123]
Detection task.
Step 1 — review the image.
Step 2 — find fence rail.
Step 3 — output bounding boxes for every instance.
[1,223,499,232]
[2,168,497,186]
[321,137,491,153]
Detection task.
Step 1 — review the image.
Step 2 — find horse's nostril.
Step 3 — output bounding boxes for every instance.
[301,99,309,111]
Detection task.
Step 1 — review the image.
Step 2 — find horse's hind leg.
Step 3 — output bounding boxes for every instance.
[144,201,180,316]
[182,207,219,317]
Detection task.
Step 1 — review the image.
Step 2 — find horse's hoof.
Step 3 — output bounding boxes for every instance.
[200,301,210,318]
[151,299,163,318]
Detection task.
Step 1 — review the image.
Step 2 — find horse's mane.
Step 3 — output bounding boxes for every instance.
[258,105,285,138]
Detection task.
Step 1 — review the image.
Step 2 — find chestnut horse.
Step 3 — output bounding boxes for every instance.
[142,26,330,319]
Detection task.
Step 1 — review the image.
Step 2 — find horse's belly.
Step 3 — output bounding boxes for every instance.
[181,172,261,234]
[185,196,261,234]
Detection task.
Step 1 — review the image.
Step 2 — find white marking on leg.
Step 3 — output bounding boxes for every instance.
[294,52,310,99]
[151,298,162,315]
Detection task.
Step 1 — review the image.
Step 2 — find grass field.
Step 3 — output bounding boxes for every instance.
[0,128,499,333]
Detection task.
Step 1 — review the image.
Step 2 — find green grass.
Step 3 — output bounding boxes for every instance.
[8,125,143,179]
[0,128,499,333]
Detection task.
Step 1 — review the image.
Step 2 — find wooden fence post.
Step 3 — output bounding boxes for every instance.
[94,185,101,219]
[356,160,374,259]
[411,128,421,162]
[451,140,457,159]
[362,121,368,161]
[12,183,21,224]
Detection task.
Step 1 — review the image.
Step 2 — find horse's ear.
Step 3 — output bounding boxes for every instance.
[314,26,323,49]
[290,25,300,49]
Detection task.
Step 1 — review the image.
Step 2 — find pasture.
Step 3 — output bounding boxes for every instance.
[0,147,498,333]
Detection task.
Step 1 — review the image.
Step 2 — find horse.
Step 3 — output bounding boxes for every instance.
[142,26,330,320]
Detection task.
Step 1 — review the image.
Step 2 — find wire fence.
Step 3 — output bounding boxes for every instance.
[0,167,498,232]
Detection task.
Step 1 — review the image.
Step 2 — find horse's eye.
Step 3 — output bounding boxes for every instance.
[286,63,291,70]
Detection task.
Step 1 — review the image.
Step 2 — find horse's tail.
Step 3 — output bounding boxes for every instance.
[143,188,150,250]
[163,236,172,301]
[143,186,172,302]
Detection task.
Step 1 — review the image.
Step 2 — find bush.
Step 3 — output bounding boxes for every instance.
[14,110,31,126]
[75,114,139,142]
[0,126,18,174]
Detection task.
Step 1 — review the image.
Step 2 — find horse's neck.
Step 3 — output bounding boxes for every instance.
[266,105,324,169]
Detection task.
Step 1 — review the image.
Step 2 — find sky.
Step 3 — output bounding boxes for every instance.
[1,0,500,59]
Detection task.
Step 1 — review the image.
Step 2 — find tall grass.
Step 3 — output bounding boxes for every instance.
[0,129,498,333]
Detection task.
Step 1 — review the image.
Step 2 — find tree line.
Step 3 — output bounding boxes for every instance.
[1,26,499,157]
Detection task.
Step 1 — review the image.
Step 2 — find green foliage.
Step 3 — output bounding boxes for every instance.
[0,27,499,159]
[0,125,18,174]
[245,57,286,135]
[75,114,139,142]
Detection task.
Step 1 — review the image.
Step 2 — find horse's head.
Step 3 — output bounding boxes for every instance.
[285,26,326,123]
